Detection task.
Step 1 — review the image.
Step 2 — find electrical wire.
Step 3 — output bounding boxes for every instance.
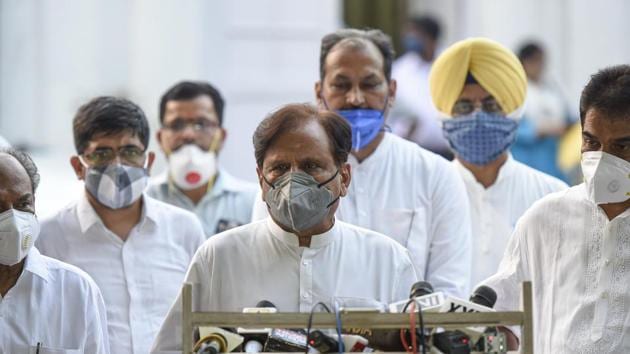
[415,299,427,354]
[401,298,427,354]
[333,300,345,354]
[305,302,331,354]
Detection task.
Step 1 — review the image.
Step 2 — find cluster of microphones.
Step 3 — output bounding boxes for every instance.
[193,282,507,354]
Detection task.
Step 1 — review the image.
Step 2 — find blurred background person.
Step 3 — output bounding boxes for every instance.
[148,81,257,237]
[511,41,577,183]
[389,15,452,158]
[429,37,568,288]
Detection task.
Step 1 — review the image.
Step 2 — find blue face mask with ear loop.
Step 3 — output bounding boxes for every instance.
[320,94,391,151]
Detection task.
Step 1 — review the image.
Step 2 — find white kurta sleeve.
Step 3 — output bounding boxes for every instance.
[481,218,531,313]
[392,249,420,302]
[84,282,111,354]
[418,161,472,298]
[479,217,532,341]
[151,247,211,354]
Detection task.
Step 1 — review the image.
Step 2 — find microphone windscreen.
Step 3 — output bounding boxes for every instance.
[410,281,434,299]
[469,285,497,308]
[256,300,276,308]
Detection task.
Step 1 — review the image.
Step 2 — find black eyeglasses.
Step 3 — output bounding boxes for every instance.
[82,146,146,167]
[163,118,220,133]
[452,97,503,117]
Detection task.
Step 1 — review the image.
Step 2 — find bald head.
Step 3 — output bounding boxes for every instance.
[0,150,38,214]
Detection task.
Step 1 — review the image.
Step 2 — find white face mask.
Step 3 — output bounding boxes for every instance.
[581,151,630,204]
[168,144,217,190]
[0,209,40,266]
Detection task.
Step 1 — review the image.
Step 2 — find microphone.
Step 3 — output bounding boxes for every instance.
[410,281,434,298]
[432,286,503,354]
[388,281,445,313]
[469,285,497,309]
[468,286,507,353]
[194,327,244,354]
[238,300,278,353]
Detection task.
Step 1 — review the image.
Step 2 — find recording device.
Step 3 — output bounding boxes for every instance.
[341,334,371,352]
[237,300,277,353]
[308,330,340,353]
[264,328,309,352]
[432,286,506,354]
[194,327,244,354]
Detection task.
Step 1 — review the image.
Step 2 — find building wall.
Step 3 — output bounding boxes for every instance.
[409,0,630,112]
[0,0,341,216]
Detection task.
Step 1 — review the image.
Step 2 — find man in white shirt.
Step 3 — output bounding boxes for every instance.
[0,148,109,354]
[151,103,418,353]
[254,29,472,297]
[37,97,205,354]
[389,16,451,157]
[428,38,568,287]
[314,28,471,297]
[148,81,257,236]
[482,65,630,353]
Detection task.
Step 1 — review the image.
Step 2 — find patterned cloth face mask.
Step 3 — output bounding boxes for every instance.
[442,111,518,165]
[83,162,149,209]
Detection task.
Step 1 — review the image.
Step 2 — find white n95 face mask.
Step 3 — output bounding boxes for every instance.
[0,209,40,266]
[581,151,630,204]
[168,144,217,190]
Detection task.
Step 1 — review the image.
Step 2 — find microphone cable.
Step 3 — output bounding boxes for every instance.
[305,302,332,354]
[402,298,427,354]
[400,301,418,354]
[333,300,345,354]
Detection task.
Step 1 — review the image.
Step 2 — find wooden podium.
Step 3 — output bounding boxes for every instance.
[181,282,533,354]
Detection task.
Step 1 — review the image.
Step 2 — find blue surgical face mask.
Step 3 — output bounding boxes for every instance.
[442,111,518,165]
[336,108,386,151]
[403,34,424,54]
[322,96,389,151]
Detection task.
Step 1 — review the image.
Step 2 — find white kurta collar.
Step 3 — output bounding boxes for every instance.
[265,217,337,249]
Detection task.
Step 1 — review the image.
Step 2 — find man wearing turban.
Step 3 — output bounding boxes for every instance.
[429,38,567,290]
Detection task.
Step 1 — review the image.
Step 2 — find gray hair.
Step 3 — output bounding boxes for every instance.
[0,148,40,192]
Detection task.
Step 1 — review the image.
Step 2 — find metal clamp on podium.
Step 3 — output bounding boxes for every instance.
[181,281,533,354]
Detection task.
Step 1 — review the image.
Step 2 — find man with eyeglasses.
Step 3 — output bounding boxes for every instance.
[147,81,257,236]
[36,96,205,354]
[428,38,567,288]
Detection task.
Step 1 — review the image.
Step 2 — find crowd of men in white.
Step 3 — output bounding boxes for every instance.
[1,29,629,354]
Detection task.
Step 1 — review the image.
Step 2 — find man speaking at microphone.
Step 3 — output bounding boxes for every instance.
[151,103,418,353]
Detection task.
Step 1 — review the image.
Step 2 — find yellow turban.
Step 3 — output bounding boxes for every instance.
[429,37,527,118]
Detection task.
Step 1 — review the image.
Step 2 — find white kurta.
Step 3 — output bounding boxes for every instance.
[252,133,472,297]
[0,248,109,354]
[482,184,630,353]
[37,194,205,354]
[453,155,568,286]
[150,217,418,353]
